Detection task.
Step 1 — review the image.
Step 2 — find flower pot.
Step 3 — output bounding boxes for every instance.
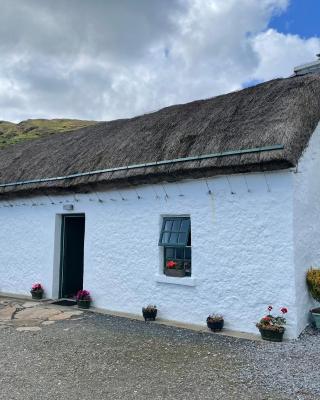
[31,291,43,300]
[142,308,157,321]
[165,269,185,277]
[258,327,285,342]
[310,308,320,329]
[207,319,224,332]
[77,300,91,309]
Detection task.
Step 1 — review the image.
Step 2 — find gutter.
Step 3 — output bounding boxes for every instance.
[0,144,284,189]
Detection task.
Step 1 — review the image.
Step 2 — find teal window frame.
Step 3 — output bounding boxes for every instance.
[159,216,192,277]
[159,216,191,247]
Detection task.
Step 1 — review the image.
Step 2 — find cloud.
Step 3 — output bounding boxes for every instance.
[252,29,320,80]
[0,0,318,122]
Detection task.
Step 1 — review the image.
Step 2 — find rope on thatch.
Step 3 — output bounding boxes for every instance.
[243,175,251,193]
[263,173,271,192]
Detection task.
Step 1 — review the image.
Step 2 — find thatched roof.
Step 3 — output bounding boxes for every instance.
[1,73,320,196]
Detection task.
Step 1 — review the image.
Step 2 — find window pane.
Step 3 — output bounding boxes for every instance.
[165,247,174,259]
[178,232,187,245]
[169,232,178,244]
[175,260,184,269]
[160,217,190,247]
[185,247,191,259]
[172,219,181,231]
[164,220,173,231]
[184,260,191,276]
[180,219,190,232]
[161,232,170,244]
[163,245,192,277]
[175,248,184,259]
[187,231,191,246]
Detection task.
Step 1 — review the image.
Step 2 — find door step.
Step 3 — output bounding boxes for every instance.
[51,299,77,307]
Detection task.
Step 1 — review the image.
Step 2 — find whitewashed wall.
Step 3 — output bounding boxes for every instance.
[0,170,297,337]
[294,122,320,334]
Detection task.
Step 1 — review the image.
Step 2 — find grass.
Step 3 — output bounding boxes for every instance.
[0,119,97,149]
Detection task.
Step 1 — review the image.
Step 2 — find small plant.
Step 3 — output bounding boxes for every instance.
[306,268,320,328]
[30,283,44,299]
[256,305,287,331]
[31,283,43,293]
[207,314,223,322]
[76,290,92,309]
[76,290,91,301]
[256,305,288,342]
[143,304,157,312]
[206,313,224,332]
[306,268,320,302]
[142,304,157,321]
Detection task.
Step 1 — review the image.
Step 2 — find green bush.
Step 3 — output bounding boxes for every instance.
[306,268,320,302]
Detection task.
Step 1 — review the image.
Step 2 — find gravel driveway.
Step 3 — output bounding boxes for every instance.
[0,303,319,400]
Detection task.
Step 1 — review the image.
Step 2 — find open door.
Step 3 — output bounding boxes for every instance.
[60,214,85,298]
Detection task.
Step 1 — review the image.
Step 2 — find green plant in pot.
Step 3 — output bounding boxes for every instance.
[256,305,287,342]
[142,305,157,321]
[206,314,224,332]
[30,283,44,300]
[76,290,92,309]
[306,268,320,328]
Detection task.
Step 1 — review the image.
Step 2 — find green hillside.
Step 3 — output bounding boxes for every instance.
[0,119,97,149]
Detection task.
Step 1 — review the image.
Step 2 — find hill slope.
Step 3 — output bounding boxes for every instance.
[0,119,97,149]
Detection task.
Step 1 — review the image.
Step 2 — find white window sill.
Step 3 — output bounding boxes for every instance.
[155,274,197,287]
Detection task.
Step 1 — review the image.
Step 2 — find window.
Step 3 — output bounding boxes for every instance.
[159,217,191,277]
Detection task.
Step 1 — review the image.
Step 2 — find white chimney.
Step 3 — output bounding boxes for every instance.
[294,54,320,76]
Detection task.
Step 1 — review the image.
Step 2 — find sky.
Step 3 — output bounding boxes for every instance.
[0,0,319,123]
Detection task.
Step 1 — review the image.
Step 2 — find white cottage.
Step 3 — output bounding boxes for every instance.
[1,59,320,339]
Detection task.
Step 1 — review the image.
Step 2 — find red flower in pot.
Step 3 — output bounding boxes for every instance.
[256,305,288,342]
[166,261,177,269]
[30,283,44,300]
[76,290,92,309]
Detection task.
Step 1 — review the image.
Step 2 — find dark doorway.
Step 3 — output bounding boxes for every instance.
[60,214,85,298]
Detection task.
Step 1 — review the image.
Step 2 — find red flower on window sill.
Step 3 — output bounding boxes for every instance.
[166,261,177,269]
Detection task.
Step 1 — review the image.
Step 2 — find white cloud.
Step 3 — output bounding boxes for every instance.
[252,29,320,80]
[0,0,318,122]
